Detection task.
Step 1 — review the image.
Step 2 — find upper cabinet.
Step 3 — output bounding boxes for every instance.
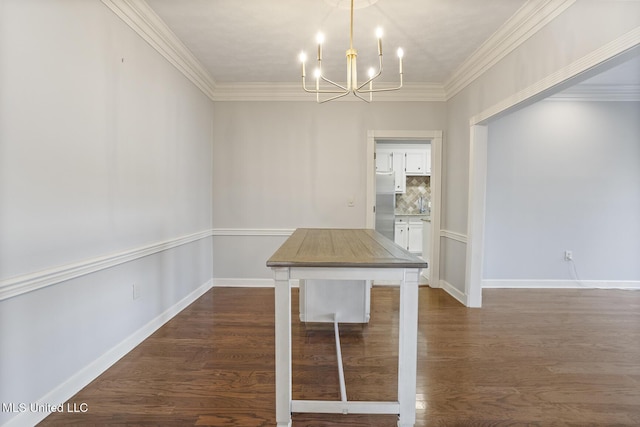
[405,146,431,176]
[375,149,406,193]
[376,143,431,193]
[375,150,393,173]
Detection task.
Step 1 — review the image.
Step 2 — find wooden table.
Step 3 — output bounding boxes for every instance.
[267,228,427,427]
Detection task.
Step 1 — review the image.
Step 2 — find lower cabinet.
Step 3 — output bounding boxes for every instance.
[394,218,423,254]
[407,220,423,253]
[394,221,408,249]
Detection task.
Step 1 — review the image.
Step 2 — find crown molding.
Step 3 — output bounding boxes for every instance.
[101,0,443,102]
[444,0,576,100]
[547,84,640,101]
[102,0,578,103]
[101,0,217,101]
[211,82,446,102]
[470,27,640,125]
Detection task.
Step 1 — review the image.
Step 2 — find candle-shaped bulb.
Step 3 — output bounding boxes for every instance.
[397,47,404,59]
[314,68,321,80]
[368,67,375,79]
[316,32,324,61]
[375,27,383,39]
[299,52,307,77]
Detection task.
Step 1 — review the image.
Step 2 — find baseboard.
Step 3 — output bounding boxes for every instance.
[483,279,640,289]
[439,279,467,305]
[212,278,300,288]
[2,279,214,427]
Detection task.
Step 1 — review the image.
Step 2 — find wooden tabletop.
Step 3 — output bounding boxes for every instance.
[266,228,428,269]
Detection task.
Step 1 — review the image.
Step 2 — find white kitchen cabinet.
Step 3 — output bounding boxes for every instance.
[407,220,423,253]
[377,144,430,193]
[376,149,405,193]
[375,149,393,173]
[391,152,406,193]
[395,218,423,254]
[421,219,431,279]
[405,148,429,176]
[394,221,408,249]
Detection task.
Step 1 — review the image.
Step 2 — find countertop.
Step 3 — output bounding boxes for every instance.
[266,228,427,269]
[395,213,431,222]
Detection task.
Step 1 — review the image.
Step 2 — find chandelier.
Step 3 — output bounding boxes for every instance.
[298,0,404,103]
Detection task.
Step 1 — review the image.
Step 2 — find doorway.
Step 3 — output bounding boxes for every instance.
[365,130,443,288]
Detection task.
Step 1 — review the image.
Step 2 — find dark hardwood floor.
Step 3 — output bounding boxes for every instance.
[40,286,640,426]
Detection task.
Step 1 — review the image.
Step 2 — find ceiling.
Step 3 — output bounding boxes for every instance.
[144,0,528,85]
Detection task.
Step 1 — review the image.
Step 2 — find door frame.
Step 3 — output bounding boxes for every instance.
[365,130,443,288]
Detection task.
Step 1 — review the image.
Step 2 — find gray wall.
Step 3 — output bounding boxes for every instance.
[210,101,446,279]
[0,1,214,424]
[443,0,640,297]
[484,100,640,282]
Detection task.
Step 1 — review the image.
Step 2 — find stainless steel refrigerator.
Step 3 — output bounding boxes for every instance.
[375,172,395,241]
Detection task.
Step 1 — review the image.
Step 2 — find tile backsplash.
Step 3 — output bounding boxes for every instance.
[396,176,430,214]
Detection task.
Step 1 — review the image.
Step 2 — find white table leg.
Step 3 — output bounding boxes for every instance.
[274,267,292,427]
[397,268,419,427]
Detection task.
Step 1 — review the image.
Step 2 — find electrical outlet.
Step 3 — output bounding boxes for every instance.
[132,283,141,300]
[564,250,573,261]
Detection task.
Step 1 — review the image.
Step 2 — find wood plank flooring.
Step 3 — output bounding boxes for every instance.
[39,286,640,426]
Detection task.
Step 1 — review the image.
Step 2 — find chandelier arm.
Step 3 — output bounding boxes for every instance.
[352,90,372,103]
[357,76,403,93]
[302,76,348,94]
[303,85,348,94]
[317,90,352,103]
[320,75,348,91]
[356,59,383,91]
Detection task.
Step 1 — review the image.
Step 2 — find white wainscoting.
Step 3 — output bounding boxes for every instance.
[3,279,214,427]
[0,230,214,301]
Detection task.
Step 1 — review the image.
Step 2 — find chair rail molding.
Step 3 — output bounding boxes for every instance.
[0,229,214,301]
[440,229,468,244]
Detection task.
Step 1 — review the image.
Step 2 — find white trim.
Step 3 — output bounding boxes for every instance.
[547,84,640,102]
[365,130,443,294]
[445,0,576,99]
[0,230,213,301]
[211,228,295,237]
[439,280,467,306]
[464,126,488,308]
[2,279,214,427]
[100,0,217,101]
[212,278,300,288]
[470,27,640,125]
[464,31,640,311]
[440,229,468,244]
[291,400,400,415]
[101,0,582,103]
[483,280,640,289]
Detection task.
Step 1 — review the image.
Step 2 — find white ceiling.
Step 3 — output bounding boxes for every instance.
[145,0,528,85]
